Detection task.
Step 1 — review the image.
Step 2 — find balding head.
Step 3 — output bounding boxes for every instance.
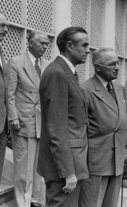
[28,30,50,58]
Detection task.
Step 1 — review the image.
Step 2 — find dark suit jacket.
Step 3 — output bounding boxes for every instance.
[81,75,127,176]
[0,52,7,133]
[0,51,7,181]
[38,56,88,181]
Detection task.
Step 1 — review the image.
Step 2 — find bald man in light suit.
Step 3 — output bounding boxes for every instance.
[8,30,50,207]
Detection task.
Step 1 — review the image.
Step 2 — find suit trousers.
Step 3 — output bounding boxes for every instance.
[45,178,82,207]
[78,175,122,207]
[0,128,6,183]
[12,134,45,207]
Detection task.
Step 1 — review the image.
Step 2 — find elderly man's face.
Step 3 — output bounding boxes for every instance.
[0,13,8,42]
[30,34,49,58]
[97,51,119,82]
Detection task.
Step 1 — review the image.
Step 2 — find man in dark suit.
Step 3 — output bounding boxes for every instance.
[8,30,49,207]
[0,11,8,183]
[37,26,90,207]
[79,48,127,207]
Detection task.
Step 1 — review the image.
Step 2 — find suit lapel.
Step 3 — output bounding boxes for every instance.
[112,83,124,129]
[1,52,7,87]
[92,75,118,114]
[55,56,85,104]
[24,52,40,90]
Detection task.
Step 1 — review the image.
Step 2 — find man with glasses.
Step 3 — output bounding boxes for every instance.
[0,11,8,183]
[79,48,127,207]
[8,30,49,207]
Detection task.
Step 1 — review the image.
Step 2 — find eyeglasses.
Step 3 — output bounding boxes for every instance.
[95,61,119,68]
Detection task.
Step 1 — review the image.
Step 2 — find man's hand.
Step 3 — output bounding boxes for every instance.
[10,119,21,131]
[62,174,77,194]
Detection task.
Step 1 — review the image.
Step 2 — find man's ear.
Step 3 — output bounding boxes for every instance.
[95,64,101,72]
[29,40,33,48]
[66,41,73,52]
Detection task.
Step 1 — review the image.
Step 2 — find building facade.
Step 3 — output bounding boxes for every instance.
[1,0,127,84]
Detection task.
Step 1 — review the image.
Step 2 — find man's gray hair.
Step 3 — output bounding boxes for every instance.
[92,48,114,66]
[28,30,48,43]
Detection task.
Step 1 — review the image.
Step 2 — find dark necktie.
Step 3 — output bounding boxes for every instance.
[107,82,117,103]
[35,58,41,79]
[74,71,79,83]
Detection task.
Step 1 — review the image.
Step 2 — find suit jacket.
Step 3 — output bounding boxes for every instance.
[37,56,88,180]
[81,75,127,176]
[0,51,7,134]
[8,51,49,138]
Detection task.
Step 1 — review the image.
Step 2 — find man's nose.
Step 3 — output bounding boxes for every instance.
[114,65,119,71]
[86,46,90,54]
[115,62,120,69]
[43,43,49,49]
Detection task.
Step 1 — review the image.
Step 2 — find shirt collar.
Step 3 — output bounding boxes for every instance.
[96,74,108,88]
[28,51,41,67]
[59,54,75,74]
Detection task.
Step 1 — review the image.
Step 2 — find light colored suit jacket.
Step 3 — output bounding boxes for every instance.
[81,75,127,176]
[38,56,88,181]
[8,51,49,138]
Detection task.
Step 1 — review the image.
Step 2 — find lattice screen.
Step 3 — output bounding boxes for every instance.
[125,60,127,81]
[27,0,53,33]
[126,3,127,57]
[90,0,104,48]
[125,60,127,82]
[89,49,95,78]
[115,57,123,84]
[75,64,86,83]
[0,0,54,62]
[71,0,88,81]
[115,0,125,56]
[2,26,21,61]
[0,0,22,24]
[71,0,88,29]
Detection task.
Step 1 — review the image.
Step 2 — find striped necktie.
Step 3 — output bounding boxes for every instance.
[35,58,41,79]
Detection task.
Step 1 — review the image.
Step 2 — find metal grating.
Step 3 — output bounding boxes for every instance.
[27,0,54,33]
[1,26,21,61]
[89,48,95,78]
[115,0,125,56]
[126,3,127,57]
[71,0,88,29]
[115,57,123,84]
[0,0,22,24]
[71,0,88,82]
[125,60,127,81]
[90,0,104,48]
[26,30,53,61]
[76,63,86,83]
